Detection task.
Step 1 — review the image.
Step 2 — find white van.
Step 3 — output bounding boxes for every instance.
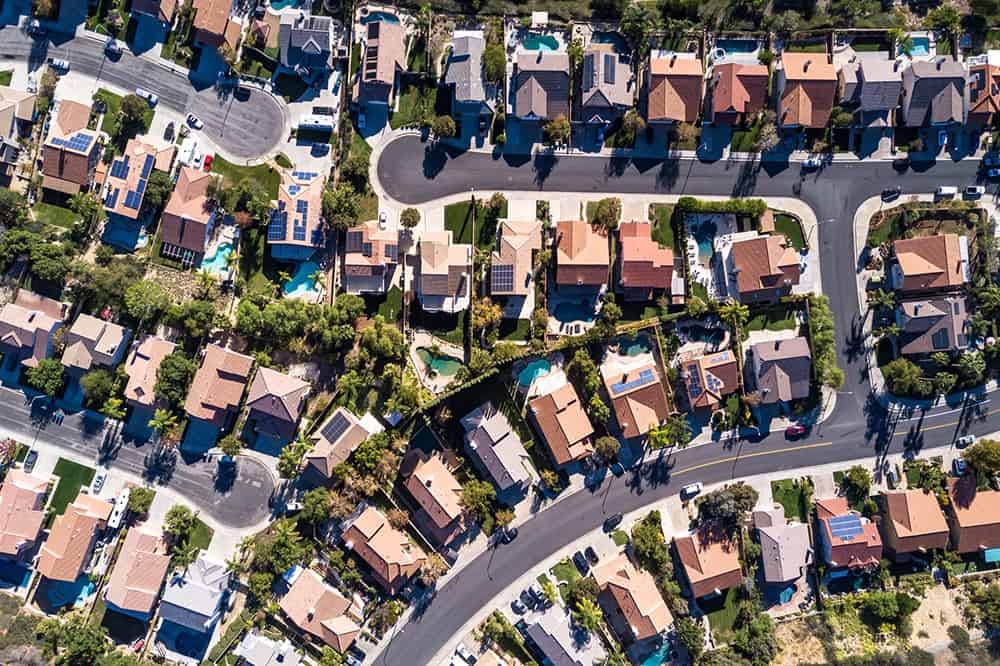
[135,88,158,106]
[935,186,958,199]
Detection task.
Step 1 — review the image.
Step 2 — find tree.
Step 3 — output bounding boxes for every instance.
[46,616,109,666]
[473,297,503,334]
[217,42,237,67]
[29,243,70,283]
[25,358,64,397]
[695,482,759,530]
[386,508,409,529]
[125,279,172,325]
[300,487,332,526]
[933,371,957,396]
[118,93,148,135]
[882,357,926,397]
[321,183,360,231]
[587,394,610,425]
[80,369,114,410]
[155,351,197,407]
[631,511,671,576]
[963,439,1000,477]
[419,553,449,586]
[595,436,620,463]
[172,299,217,339]
[495,508,515,528]
[841,465,873,505]
[572,597,603,633]
[318,647,345,666]
[591,197,621,230]
[568,38,584,71]
[620,4,659,61]
[127,487,155,516]
[925,2,962,34]
[0,188,27,228]
[100,396,126,420]
[543,115,571,147]
[755,117,780,152]
[142,170,176,210]
[686,294,708,318]
[148,409,178,438]
[483,44,505,82]
[972,582,1000,627]
[277,435,310,479]
[218,435,242,458]
[732,612,779,666]
[248,570,275,601]
[675,616,705,662]
[400,207,421,228]
[432,115,456,138]
[648,414,692,451]
[567,349,600,400]
[718,298,750,331]
[460,479,496,521]
[540,468,560,489]
[957,352,986,386]
[164,504,195,542]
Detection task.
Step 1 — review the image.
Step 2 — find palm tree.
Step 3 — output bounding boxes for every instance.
[572,598,603,634]
[196,269,217,299]
[416,3,432,73]
[718,299,750,332]
[148,409,178,439]
[172,540,200,572]
[307,269,325,291]
[225,554,246,576]
[277,270,291,286]
[101,397,126,420]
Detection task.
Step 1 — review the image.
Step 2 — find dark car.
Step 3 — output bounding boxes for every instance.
[500,527,518,544]
[892,157,910,171]
[24,450,38,473]
[510,598,527,614]
[584,546,599,565]
[520,590,537,609]
[603,513,623,532]
[609,462,625,477]
[572,551,590,576]
[881,186,902,201]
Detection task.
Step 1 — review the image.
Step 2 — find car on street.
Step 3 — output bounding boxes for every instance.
[48,58,69,71]
[584,546,599,565]
[603,512,623,532]
[24,450,37,473]
[135,88,158,106]
[785,424,808,438]
[935,185,958,198]
[92,471,107,494]
[680,482,703,499]
[164,121,175,141]
[203,155,213,172]
[802,156,823,170]
[953,458,968,477]
[186,113,204,129]
[939,129,949,149]
[105,39,121,56]
[500,526,518,544]
[965,185,986,198]
[510,598,527,614]
[881,186,902,201]
[455,644,477,663]
[572,551,590,576]
[989,169,1000,180]
[956,435,975,448]
[986,154,1000,167]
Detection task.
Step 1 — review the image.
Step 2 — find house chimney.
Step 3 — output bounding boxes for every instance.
[804,59,811,72]
[671,53,677,65]
[425,477,434,487]
[307,607,316,620]
[774,340,780,350]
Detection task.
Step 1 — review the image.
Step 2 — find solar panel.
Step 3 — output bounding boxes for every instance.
[582,55,594,91]
[136,178,147,195]
[492,264,514,292]
[267,214,287,241]
[140,154,155,179]
[828,515,863,541]
[296,200,308,214]
[604,54,616,84]
[123,191,142,209]
[686,363,703,398]
[385,244,398,261]
[610,368,655,396]
[321,411,351,443]
[104,188,119,209]
[50,137,65,147]
[68,133,93,152]
[288,185,300,197]
[292,218,307,241]
[292,171,317,181]
[346,230,364,252]
[110,157,130,180]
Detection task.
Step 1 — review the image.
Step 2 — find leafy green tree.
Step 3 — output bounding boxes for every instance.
[45,615,109,666]
[29,242,70,283]
[675,616,705,662]
[732,612,779,665]
[592,197,621,231]
[567,349,600,399]
[483,44,505,82]
[125,280,172,326]
[321,183,360,231]
[0,188,27,228]
[620,3,660,60]
[127,487,156,515]
[79,368,114,410]
[933,372,957,396]
[631,511,671,575]
[648,414,691,451]
[142,170,176,210]
[841,464,872,505]
[164,504,195,542]
[400,207,421,228]
[587,394,610,424]
[300,487,332,526]
[595,436,620,462]
[695,482,759,531]
[925,1,962,33]
[318,646,345,666]
[460,479,496,521]
[254,518,307,574]
[171,299,217,339]
[957,352,986,386]
[116,93,149,139]
[148,408,178,438]
[808,294,844,389]
[883,358,926,396]
[218,435,242,458]
[278,435,310,479]
[25,358,64,397]
[248,570,275,601]
[572,597,603,633]
[686,295,708,318]
[155,351,197,407]
[432,115,456,138]
[964,439,1000,477]
[543,115,571,146]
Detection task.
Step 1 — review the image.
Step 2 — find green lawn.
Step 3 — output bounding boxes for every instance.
[691,281,709,301]
[239,226,275,295]
[867,214,904,247]
[50,458,96,516]
[378,286,403,322]
[33,202,78,229]
[746,307,798,332]
[773,213,807,250]
[650,204,675,250]
[211,155,281,199]
[499,318,531,341]
[411,306,465,346]
[189,517,214,551]
[444,201,476,245]
[551,557,581,604]
[771,479,808,523]
[784,42,828,53]
[704,586,740,642]
[0,70,12,86]
[93,88,154,137]
[731,121,762,152]
[833,470,845,485]
[274,153,293,168]
[612,530,629,546]
[389,81,439,129]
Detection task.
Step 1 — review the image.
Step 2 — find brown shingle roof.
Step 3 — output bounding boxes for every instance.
[816,497,882,568]
[123,335,176,408]
[246,367,310,426]
[778,53,837,128]
[514,52,571,120]
[104,524,171,616]
[647,55,703,123]
[491,220,541,297]
[342,505,426,595]
[0,290,62,368]
[947,476,1000,553]
[184,344,254,426]
[528,383,594,467]
[161,167,214,255]
[279,568,360,653]
[682,350,738,410]
[192,0,240,49]
[305,407,380,479]
[42,101,99,191]
[894,234,967,292]
[752,337,812,403]
[419,231,472,297]
[402,450,464,531]
[896,296,970,355]
[0,469,47,558]
[61,314,129,371]
[730,233,801,297]
[882,490,949,555]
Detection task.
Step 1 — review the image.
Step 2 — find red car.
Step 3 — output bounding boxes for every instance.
[785,424,808,438]
[203,154,213,172]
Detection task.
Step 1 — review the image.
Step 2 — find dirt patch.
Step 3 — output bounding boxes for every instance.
[774,618,827,666]
[910,585,966,650]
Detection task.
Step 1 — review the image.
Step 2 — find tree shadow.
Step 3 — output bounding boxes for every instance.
[214,461,237,493]
[605,155,630,179]
[862,393,893,453]
[143,447,176,484]
[422,145,447,179]
[533,150,558,188]
[730,156,760,198]
[843,312,867,365]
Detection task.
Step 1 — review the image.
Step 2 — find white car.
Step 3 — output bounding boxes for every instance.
[680,482,703,499]
[48,58,69,71]
[802,156,823,170]
[91,471,107,494]
[186,113,204,129]
[455,644,477,664]
[135,88,158,106]
[965,185,986,198]
[956,435,975,448]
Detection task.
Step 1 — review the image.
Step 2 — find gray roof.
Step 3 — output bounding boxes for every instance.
[857,59,903,113]
[902,58,967,127]
[526,610,605,666]
[514,52,571,120]
[235,632,303,666]
[896,296,970,355]
[460,402,532,492]
[752,337,812,404]
[758,522,812,584]
[158,556,231,632]
[279,12,333,70]
[445,35,486,103]
[579,44,632,117]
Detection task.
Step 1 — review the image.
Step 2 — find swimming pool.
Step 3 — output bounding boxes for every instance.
[201,241,233,276]
[522,34,558,51]
[616,333,652,357]
[361,10,400,24]
[688,220,717,267]
[46,574,95,609]
[517,359,551,386]
[683,324,725,345]
[269,0,305,9]
[907,36,931,56]
[715,38,758,54]
[0,560,31,589]
[639,638,674,666]
[552,301,596,323]
[591,31,628,54]
[417,348,462,376]
[283,259,322,298]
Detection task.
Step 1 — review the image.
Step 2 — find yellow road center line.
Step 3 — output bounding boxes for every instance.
[892,405,1000,437]
[673,441,836,477]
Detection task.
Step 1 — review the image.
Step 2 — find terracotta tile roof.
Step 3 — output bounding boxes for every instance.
[61,314,129,371]
[673,529,742,598]
[132,0,177,23]
[193,0,241,49]
[246,367,310,427]
[592,552,673,640]
[279,568,360,653]
[730,233,801,297]
[947,476,1000,553]
[647,54,703,123]
[681,350,738,410]
[402,450,464,530]
[555,220,609,287]
[778,53,837,128]
[0,469,47,558]
[816,497,882,569]
[104,137,176,221]
[37,492,113,582]
[123,335,176,407]
[42,101,99,190]
[0,86,36,129]
[491,220,541,297]
[184,344,254,426]
[894,234,967,292]
[268,170,325,250]
[104,524,171,616]
[883,489,949,554]
[306,408,382,479]
[0,290,63,368]
[528,383,594,466]
[418,231,472,298]
[342,505,425,595]
[618,221,673,292]
[710,62,768,122]
[514,52,571,120]
[344,220,399,278]
[969,62,1000,123]
[601,359,670,439]
[752,337,812,403]
[161,167,214,255]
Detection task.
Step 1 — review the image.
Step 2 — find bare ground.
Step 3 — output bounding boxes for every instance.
[774,618,828,666]
[910,585,966,650]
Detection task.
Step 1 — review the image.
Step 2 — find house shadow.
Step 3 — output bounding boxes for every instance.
[129,14,167,56]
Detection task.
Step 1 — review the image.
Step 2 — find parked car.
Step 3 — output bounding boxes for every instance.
[164,121,175,141]
[881,186,902,201]
[500,526,518,544]
[455,644,477,664]
[603,512,623,532]
[584,546,599,565]
[785,424,808,438]
[802,156,823,170]
[953,458,968,477]
[135,88,158,106]
[528,582,545,602]
[519,590,536,609]
[105,39,121,55]
[956,435,975,448]
[965,185,986,198]
[886,466,899,488]
[92,471,107,494]
[680,482,703,499]
[203,154,213,172]
[510,598,527,614]
[48,58,69,71]
[938,129,949,148]
[572,551,590,576]
[23,450,37,473]
[186,113,203,129]
[935,185,958,198]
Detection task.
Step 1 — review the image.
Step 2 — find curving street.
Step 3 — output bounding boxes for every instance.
[0,25,286,161]
[375,135,996,665]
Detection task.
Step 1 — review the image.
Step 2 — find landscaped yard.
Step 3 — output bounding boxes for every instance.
[731,121,762,152]
[411,306,465,346]
[551,557,581,603]
[378,286,403,321]
[211,155,281,199]
[239,226,277,295]
[50,458,96,516]
[33,202,78,229]
[866,203,979,249]
[771,478,808,523]
[704,586,740,641]
[444,198,508,250]
[773,213,806,250]
[0,70,12,86]
[190,516,214,551]
[93,88,154,137]
[612,530,629,546]
[747,306,798,332]
[650,204,675,250]
[389,80,441,129]
[499,318,531,341]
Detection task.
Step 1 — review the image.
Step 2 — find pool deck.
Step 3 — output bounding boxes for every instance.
[409,330,465,394]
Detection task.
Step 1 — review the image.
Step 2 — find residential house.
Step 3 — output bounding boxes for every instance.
[901,57,967,127]
[192,0,241,51]
[279,12,334,76]
[592,552,673,643]
[601,359,670,440]
[61,314,131,373]
[578,43,633,126]
[416,230,473,314]
[268,169,325,262]
[0,86,36,171]
[132,0,177,25]
[279,567,361,653]
[815,497,882,569]
[342,505,426,595]
[512,52,571,123]
[37,492,113,583]
[750,337,812,405]
[159,166,216,268]
[673,529,743,598]
[490,219,541,303]
[304,407,383,484]
[0,290,63,372]
[244,366,311,446]
[123,335,176,409]
[554,220,609,289]
[184,344,254,430]
[41,100,101,195]
[946,475,1000,556]
[0,469,48,562]
[968,51,1000,129]
[103,137,176,225]
[646,53,704,125]
[401,449,465,545]
[879,490,949,560]
[775,52,837,128]
[708,62,768,126]
[343,220,398,295]
[527,382,594,468]
[680,350,739,412]
[838,57,903,128]
[896,296,970,356]
[722,232,801,303]
[616,221,678,302]
[752,506,812,585]
[354,18,405,110]
[525,608,606,666]
[460,402,533,494]
[235,632,303,666]
[104,524,171,620]
[445,34,494,119]
[891,234,969,293]
[159,556,232,637]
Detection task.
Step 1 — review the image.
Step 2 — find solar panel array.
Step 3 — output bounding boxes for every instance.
[582,55,595,91]
[686,363,703,398]
[706,373,724,394]
[109,156,130,180]
[288,184,300,197]
[268,211,287,241]
[51,132,93,153]
[321,411,351,443]
[604,54,616,84]
[828,514,863,542]
[140,154,155,179]
[291,199,309,242]
[291,171,318,181]
[492,264,514,292]
[104,188,119,210]
[610,368,655,396]
[123,190,142,209]
[345,230,364,253]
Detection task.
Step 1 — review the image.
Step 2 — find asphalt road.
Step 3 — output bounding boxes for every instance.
[0,386,274,528]
[376,136,997,665]
[0,25,286,161]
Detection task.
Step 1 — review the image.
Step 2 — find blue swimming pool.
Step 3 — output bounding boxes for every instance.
[716,38,758,54]
[0,560,31,589]
[269,0,305,9]
[683,324,725,345]
[908,36,930,56]
[417,348,462,376]
[522,34,558,51]
[361,10,400,24]
[552,301,596,323]
[517,359,551,386]
[640,639,674,666]
[46,574,95,609]
[616,333,652,357]
[689,220,717,267]
[283,259,322,298]
[201,241,233,276]
[591,31,628,54]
